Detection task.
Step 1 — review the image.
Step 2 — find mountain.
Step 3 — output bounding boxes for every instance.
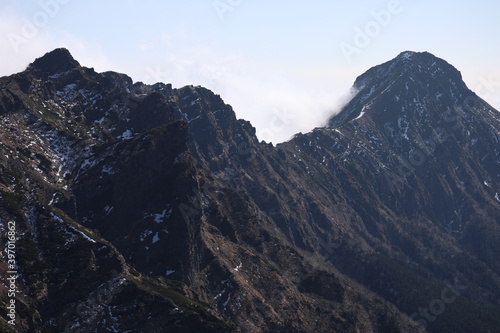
[0,48,498,332]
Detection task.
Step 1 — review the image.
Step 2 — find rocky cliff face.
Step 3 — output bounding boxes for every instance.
[0,48,498,332]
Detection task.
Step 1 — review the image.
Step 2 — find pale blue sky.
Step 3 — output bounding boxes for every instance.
[1,0,499,142]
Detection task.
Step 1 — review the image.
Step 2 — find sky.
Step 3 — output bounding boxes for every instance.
[1,0,499,143]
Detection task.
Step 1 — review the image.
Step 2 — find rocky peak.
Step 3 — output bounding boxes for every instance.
[329,51,471,128]
[354,51,464,89]
[29,48,81,76]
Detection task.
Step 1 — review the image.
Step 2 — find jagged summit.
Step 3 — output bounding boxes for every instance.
[353,50,465,90]
[328,51,471,128]
[29,47,81,75]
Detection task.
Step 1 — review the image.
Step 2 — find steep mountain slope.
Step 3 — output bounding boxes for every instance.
[0,48,498,332]
[271,51,500,332]
[0,50,231,332]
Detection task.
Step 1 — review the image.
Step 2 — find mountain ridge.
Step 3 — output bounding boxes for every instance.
[0,48,498,332]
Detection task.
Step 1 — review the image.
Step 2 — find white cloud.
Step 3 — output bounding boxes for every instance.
[216,64,349,143]
[204,61,360,143]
